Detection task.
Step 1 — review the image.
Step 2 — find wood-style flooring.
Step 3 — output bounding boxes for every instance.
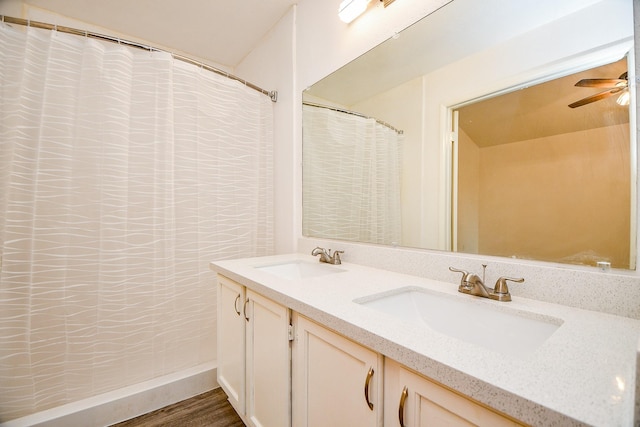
[111,388,245,427]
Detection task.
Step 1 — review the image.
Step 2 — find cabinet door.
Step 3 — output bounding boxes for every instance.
[385,359,521,427]
[217,275,246,414]
[292,314,382,427]
[245,289,291,427]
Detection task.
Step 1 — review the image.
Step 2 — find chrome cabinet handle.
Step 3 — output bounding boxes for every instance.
[398,386,408,427]
[243,298,249,322]
[364,367,374,410]
[234,294,241,316]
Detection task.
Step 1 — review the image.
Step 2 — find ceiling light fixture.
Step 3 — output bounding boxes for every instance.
[338,0,371,23]
[616,90,630,106]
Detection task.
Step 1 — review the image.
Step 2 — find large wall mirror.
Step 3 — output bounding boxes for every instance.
[302,0,636,269]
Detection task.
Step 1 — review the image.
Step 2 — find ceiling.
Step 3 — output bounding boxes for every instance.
[21,0,298,68]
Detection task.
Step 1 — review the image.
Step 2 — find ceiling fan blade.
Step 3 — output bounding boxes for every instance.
[568,87,624,108]
[574,78,626,88]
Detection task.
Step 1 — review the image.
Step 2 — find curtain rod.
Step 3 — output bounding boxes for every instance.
[0,15,278,102]
[303,102,403,134]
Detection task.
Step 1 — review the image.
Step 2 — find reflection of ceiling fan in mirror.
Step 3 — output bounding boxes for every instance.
[568,72,629,108]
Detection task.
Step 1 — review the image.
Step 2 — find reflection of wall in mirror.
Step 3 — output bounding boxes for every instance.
[352,78,424,248]
[458,124,630,268]
[301,0,634,266]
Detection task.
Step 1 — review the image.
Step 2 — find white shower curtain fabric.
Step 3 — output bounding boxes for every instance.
[302,104,402,245]
[0,24,273,420]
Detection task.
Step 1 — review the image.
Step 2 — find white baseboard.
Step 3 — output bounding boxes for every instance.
[1,362,218,427]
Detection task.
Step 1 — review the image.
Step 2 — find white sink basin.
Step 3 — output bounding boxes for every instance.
[255,260,346,280]
[355,287,562,358]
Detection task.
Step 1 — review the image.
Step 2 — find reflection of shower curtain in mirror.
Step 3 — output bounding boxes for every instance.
[303,104,402,245]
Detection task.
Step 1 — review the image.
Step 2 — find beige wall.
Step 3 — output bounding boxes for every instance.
[460,123,631,268]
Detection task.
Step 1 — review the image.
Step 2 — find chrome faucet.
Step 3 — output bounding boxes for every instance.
[449,266,524,302]
[311,247,343,265]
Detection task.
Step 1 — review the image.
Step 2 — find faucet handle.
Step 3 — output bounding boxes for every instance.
[449,267,474,290]
[493,277,524,301]
[332,250,344,264]
[449,266,469,277]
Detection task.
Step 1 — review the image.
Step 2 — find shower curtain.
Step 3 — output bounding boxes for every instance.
[0,24,273,420]
[302,104,402,245]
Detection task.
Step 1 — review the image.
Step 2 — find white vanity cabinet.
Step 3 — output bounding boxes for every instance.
[292,314,383,427]
[216,275,291,427]
[217,275,245,412]
[218,274,523,427]
[384,359,522,427]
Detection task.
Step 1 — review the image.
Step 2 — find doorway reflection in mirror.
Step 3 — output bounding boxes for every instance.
[454,57,631,268]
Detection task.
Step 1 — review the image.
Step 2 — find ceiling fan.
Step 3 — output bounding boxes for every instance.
[568,71,629,108]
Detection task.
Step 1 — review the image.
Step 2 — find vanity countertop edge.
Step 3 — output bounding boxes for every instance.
[210,253,640,427]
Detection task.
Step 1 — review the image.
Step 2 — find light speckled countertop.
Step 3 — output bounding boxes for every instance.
[210,253,640,427]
